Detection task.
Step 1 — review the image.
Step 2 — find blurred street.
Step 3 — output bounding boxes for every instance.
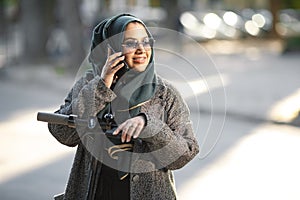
[1,39,300,200]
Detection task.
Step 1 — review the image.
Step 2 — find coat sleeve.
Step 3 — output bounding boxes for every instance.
[140,82,199,170]
[48,73,116,147]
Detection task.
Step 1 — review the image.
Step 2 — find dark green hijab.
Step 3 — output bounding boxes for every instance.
[89,13,157,124]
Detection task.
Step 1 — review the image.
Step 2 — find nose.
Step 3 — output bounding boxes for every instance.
[136,43,146,53]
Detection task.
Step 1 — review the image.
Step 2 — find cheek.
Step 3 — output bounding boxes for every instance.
[124,54,133,64]
[147,51,152,62]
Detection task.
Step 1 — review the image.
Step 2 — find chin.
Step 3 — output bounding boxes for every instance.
[131,64,148,72]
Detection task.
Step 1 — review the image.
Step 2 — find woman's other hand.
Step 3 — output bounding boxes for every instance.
[113,115,146,143]
[101,47,125,88]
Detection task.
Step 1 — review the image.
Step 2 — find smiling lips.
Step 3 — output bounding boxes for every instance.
[133,56,147,64]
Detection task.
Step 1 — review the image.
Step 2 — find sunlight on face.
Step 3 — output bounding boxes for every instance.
[123,22,152,72]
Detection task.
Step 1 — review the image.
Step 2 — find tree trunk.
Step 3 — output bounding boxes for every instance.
[20,0,54,64]
[269,0,282,38]
[0,0,5,38]
[160,0,180,31]
[59,0,85,73]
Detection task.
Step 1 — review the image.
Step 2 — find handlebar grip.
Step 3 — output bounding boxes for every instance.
[37,112,70,125]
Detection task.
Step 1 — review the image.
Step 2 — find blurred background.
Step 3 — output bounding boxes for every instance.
[1,0,300,70]
[1,0,300,200]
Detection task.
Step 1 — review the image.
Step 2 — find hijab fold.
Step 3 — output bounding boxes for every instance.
[89,13,157,124]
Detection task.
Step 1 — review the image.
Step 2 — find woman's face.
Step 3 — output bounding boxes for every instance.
[123,22,152,72]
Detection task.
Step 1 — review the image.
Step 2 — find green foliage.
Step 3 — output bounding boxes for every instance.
[284,0,300,9]
[283,37,300,53]
[2,0,19,6]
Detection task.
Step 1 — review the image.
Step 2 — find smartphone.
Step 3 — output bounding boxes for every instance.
[108,44,129,79]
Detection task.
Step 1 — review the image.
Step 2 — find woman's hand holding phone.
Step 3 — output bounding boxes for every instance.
[101,46,125,88]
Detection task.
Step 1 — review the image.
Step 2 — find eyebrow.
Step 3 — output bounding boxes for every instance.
[123,36,148,41]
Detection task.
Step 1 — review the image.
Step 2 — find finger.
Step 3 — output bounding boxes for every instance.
[113,123,124,135]
[110,56,125,68]
[121,124,133,143]
[126,125,136,142]
[112,127,121,136]
[126,133,132,143]
[112,63,124,73]
[133,125,143,139]
[107,46,112,57]
[121,130,127,143]
[108,52,123,63]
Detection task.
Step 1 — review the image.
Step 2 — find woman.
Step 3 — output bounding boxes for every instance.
[48,13,199,200]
